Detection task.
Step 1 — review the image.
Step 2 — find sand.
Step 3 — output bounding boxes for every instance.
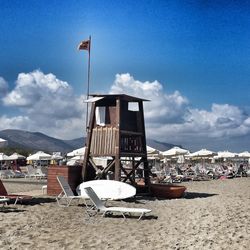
[0,178,249,250]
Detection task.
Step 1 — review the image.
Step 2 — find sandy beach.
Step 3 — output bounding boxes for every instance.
[0,178,249,250]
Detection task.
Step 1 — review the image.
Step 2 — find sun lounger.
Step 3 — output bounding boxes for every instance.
[25,165,47,179]
[0,170,12,179]
[0,197,9,211]
[0,197,9,207]
[0,179,32,205]
[56,176,85,207]
[34,168,47,179]
[84,187,152,220]
[0,169,25,178]
[38,166,48,175]
[25,165,38,178]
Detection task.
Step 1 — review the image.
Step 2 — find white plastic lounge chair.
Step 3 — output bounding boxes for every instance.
[38,166,48,176]
[0,169,24,178]
[56,176,85,207]
[0,197,9,209]
[25,165,47,179]
[34,168,47,179]
[84,187,152,220]
[25,165,38,178]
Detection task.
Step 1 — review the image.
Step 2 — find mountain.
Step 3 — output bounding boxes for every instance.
[63,137,86,149]
[147,139,181,152]
[0,129,75,154]
[0,129,180,154]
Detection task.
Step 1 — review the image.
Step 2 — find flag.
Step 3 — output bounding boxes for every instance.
[78,39,90,51]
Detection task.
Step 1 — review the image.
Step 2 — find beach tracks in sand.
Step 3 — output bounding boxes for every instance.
[0,178,249,249]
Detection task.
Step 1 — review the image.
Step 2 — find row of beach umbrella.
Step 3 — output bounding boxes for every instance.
[1,147,250,163]
[0,151,64,162]
[0,148,85,166]
[148,147,250,160]
[0,152,26,161]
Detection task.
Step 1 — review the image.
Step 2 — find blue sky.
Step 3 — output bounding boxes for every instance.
[0,0,250,151]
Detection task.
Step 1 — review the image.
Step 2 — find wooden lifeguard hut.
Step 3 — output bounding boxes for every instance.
[82,94,150,190]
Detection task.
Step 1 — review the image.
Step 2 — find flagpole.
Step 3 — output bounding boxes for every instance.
[86,35,91,132]
[78,36,91,133]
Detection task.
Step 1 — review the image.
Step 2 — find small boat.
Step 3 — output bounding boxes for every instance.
[150,183,186,199]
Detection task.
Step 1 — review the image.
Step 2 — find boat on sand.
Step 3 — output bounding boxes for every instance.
[150,183,186,199]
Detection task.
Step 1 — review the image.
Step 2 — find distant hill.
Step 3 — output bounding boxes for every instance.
[147,139,180,152]
[0,129,75,154]
[63,137,86,149]
[0,129,180,154]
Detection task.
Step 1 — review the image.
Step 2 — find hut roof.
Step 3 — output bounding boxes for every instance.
[88,94,149,102]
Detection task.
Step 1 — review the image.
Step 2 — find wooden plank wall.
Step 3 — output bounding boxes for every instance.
[90,127,117,156]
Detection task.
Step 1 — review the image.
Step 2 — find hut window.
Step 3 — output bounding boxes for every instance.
[95,106,106,126]
[128,102,139,111]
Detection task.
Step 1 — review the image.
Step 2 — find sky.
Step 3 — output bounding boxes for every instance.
[0,0,250,152]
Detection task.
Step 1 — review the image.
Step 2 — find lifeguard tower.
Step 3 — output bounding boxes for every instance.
[82,94,150,189]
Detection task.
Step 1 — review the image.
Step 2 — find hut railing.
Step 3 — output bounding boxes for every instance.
[120,132,143,153]
[90,127,145,156]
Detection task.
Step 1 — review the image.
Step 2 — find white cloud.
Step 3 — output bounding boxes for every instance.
[1,70,86,139]
[110,73,189,123]
[0,115,31,130]
[1,71,250,150]
[0,77,8,97]
[109,73,250,149]
[3,70,73,109]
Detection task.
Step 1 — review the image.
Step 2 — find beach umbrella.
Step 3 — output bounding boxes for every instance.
[0,153,9,168]
[7,153,26,161]
[147,146,159,155]
[188,149,217,166]
[188,149,217,158]
[6,153,26,170]
[0,138,8,148]
[50,152,63,164]
[27,151,52,161]
[0,153,9,161]
[238,151,250,158]
[66,155,82,166]
[69,155,82,161]
[146,145,163,160]
[67,147,86,157]
[217,151,237,159]
[51,152,63,160]
[162,146,189,157]
[67,151,75,157]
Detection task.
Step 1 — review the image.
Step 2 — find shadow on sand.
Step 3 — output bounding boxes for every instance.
[6,197,56,206]
[126,192,218,202]
[0,207,26,213]
[183,192,218,199]
[100,213,158,220]
[28,197,56,205]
